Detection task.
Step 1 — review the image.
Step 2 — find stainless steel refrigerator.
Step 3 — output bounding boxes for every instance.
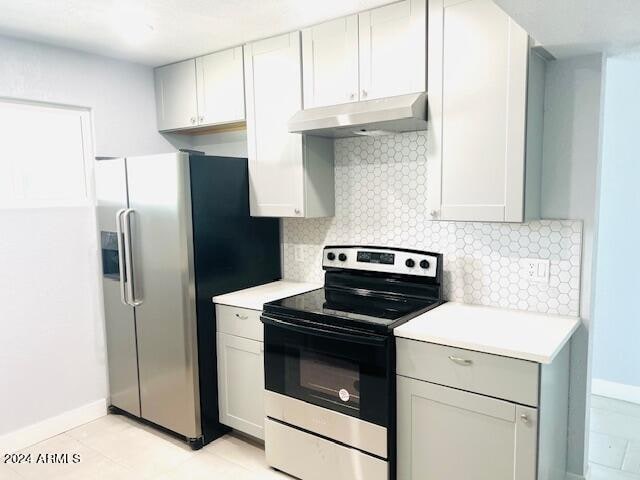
[96,152,280,448]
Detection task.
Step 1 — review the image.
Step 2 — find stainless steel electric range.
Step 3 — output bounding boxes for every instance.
[261,246,444,480]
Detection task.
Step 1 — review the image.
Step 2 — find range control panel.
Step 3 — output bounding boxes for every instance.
[323,246,438,278]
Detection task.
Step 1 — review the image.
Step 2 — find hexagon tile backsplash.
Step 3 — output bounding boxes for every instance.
[282,131,583,317]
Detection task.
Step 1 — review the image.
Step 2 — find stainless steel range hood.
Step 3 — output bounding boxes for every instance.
[288,92,428,138]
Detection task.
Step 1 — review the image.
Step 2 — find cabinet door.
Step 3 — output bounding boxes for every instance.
[196,47,245,126]
[358,0,426,101]
[397,376,537,480]
[302,15,359,108]
[244,32,305,217]
[217,332,265,439]
[154,59,198,131]
[439,0,529,222]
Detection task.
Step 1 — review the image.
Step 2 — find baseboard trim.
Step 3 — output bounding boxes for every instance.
[0,398,107,453]
[592,378,640,405]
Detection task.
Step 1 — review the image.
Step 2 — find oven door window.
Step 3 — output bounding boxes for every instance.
[297,350,360,411]
[264,318,390,427]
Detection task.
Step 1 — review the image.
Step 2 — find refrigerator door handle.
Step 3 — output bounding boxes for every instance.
[123,208,143,307]
[115,208,128,306]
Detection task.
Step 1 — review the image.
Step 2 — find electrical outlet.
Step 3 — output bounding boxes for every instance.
[294,245,305,262]
[521,258,550,283]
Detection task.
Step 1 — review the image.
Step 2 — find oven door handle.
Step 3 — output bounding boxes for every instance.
[261,315,388,346]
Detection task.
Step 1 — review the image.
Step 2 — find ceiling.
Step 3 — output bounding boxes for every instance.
[493,0,640,58]
[3,1,640,66]
[0,0,391,66]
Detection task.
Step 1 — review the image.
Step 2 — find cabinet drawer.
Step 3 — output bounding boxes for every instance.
[215,304,263,341]
[396,338,539,406]
[265,418,387,480]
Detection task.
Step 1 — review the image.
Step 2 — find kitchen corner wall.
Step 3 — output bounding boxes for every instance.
[282,130,583,317]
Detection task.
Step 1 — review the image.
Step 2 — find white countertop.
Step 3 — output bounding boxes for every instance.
[212,280,322,311]
[394,302,580,364]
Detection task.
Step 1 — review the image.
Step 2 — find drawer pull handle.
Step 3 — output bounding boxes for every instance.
[448,355,473,366]
[235,313,249,320]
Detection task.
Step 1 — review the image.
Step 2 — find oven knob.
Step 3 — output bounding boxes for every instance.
[405,258,415,268]
[327,252,336,261]
[338,253,347,262]
[420,259,430,269]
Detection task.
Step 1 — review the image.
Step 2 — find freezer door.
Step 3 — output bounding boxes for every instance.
[125,153,201,439]
[95,158,141,417]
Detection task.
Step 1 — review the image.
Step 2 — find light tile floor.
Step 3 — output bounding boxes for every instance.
[589,395,640,479]
[1,414,290,480]
[3,395,640,480]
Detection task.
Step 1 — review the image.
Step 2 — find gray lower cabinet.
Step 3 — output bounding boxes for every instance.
[215,304,265,440]
[396,338,571,480]
[397,376,537,480]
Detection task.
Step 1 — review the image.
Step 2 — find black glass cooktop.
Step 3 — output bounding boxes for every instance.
[263,287,441,333]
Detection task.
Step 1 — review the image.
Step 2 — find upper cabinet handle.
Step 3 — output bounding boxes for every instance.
[190,116,196,124]
[235,313,249,320]
[362,89,368,99]
[448,355,473,366]
[349,93,356,100]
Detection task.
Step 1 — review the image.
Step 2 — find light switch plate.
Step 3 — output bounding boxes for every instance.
[294,245,305,262]
[521,258,550,283]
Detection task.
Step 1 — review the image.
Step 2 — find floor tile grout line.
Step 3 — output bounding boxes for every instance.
[4,462,28,480]
[590,393,640,476]
[68,420,200,480]
[11,430,138,480]
[203,445,264,474]
[623,440,632,469]
[70,427,144,475]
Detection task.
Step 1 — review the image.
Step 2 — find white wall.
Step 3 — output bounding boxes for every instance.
[592,51,640,390]
[0,35,180,447]
[0,208,105,435]
[0,34,177,157]
[188,130,248,157]
[541,54,603,477]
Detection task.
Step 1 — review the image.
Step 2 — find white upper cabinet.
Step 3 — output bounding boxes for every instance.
[196,46,245,126]
[300,0,426,108]
[427,0,544,223]
[154,59,199,131]
[359,0,426,101]
[245,32,334,218]
[154,47,246,132]
[302,15,359,108]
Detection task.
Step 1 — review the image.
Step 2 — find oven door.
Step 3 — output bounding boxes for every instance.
[262,314,391,427]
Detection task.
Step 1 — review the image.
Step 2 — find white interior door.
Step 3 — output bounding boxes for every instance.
[154,59,198,131]
[302,15,359,108]
[439,0,528,222]
[244,32,305,217]
[0,101,106,447]
[196,47,245,126]
[358,0,426,101]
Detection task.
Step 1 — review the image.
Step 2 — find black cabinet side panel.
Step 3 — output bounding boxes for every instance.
[189,155,281,443]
